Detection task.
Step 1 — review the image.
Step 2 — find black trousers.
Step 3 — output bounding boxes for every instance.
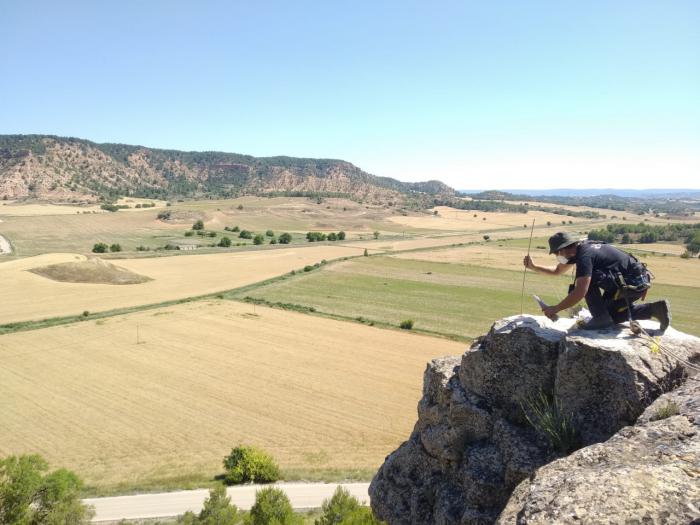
[585,284,653,323]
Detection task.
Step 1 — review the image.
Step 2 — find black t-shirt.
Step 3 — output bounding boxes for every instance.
[573,241,635,280]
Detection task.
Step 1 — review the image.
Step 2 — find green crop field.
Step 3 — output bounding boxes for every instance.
[233,255,700,339]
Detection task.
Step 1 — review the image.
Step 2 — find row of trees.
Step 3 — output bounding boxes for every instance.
[306,231,346,242]
[1,452,383,525]
[92,242,121,253]
[176,484,382,525]
[588,222,700,254]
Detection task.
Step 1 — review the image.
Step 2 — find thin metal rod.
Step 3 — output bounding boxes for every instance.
[520,218,536,314]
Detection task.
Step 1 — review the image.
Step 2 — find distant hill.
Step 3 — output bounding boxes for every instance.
[0,135,455,203]
[461,188,700,199]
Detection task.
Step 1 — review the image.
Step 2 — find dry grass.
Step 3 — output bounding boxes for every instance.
[386,206,594,231]
[28,258,151,285]
[0,202,105,216]
[0,300,463,491]
[0,245,365,324]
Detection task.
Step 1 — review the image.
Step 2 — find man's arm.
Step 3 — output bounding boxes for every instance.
[556,276,591,311]
[523,255,572,276]
[541,276,591,319]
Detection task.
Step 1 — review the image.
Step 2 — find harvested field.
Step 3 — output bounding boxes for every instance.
[386,206,594,231]
[0,202,105,216]
[0,245,364,324]
[29,258,151,285]
[0,300,463,491]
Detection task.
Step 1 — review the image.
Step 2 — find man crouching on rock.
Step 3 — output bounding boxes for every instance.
[523,232,671,331]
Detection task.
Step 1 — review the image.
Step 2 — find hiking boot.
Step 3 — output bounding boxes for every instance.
[579,314,614,330]
[650,300,671,332]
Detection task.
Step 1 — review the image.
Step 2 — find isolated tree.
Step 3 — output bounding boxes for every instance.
[0,454,94,525]
[373,231,380,239]
[109,243,122,252]
[223,445,279,485]
[278,233,292,244]
[219,236,232,248]
[253,234,264,245]
[92,242,108,253]
[248,487,298,525]
[237,204,244,210]
[192,220,204,231]
[483,235,490,241]
[337,231,346,240]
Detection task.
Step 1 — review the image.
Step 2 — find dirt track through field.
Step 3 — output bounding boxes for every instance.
[0,245,364,324]
[0,300,464,490]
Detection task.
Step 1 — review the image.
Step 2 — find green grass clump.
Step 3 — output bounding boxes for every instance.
[521,391,579,454]
[651,401,680,421]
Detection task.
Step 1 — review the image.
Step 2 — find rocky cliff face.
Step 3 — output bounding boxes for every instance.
[369,316,700,524]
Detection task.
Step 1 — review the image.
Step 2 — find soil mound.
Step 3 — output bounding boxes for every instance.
[29,258,151,285]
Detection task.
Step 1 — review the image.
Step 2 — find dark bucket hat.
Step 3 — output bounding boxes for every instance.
[548,232,578,254]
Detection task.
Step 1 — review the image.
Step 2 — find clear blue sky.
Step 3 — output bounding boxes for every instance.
[2,1,698,189]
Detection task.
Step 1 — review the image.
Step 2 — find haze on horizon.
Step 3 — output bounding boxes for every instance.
[2,1,698,190]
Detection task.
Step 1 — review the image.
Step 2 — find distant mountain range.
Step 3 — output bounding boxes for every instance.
[0,135,455,203]
[461,188,700,199]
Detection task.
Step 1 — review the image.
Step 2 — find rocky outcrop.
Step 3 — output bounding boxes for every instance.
[497,381,700,524]
[369,316,700,524]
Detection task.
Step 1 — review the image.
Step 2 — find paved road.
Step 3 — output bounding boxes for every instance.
[84,482,371,522]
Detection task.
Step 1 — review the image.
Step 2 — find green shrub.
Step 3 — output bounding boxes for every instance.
[278,233,292,244]
[232,226,240,232]
[266,230,274,237]
[207,231,217,238]
[92,242,108,253]
[303,265,314,272]
[373,231,380,239]
[192,220,205,230]
[270,238,277,244]
[327,232,338,241]
[219,236,232,248]
[363,249,368,257]
[521,391,579,453]
[239,230,253,239]
[185,230,194,237]
[338,231,346,240]
[109,243,122,252]
[306,231,327,242]
[247,487,298,525]
[136,245,149,251]
[399,320,414,330]
[337,508,383,524]
[316,486,360,525]
[157,210,171,220]
[177,485,240,524]
[223,445,280,485]
[253,234,264,245]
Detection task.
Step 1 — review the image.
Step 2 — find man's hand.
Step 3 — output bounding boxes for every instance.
[542,305,558,320]
[523,255,535,270]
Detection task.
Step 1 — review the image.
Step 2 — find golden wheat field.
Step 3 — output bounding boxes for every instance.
[0,245,364,324]
[386,206,596,231]
[0,300,464,490]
